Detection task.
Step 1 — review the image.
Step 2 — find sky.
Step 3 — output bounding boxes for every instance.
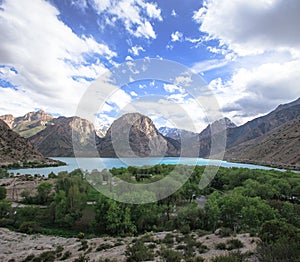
[0,0,299,132]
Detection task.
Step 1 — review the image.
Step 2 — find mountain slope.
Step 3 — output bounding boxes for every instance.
[29,116,98,157]
[158,127,198,141]
[0,120,60,167]
[225,117,300,169]
[199,117,236,139]
[0,110,53,138]
[97,113,180,157]
[226,98,300,148]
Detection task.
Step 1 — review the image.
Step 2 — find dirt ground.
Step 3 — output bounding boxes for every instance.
[0,227,259,262]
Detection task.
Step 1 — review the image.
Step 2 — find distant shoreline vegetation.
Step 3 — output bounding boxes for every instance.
[225,158,300,172]
[1,158,66,170]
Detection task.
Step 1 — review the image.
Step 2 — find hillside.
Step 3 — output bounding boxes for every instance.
[29,116,98,157]
[225,117,300,169]
[226,98,300,148]
[0,119,60,167]
[0,110,53,138]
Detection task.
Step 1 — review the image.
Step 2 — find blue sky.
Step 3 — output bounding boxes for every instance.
[0,0,299,131]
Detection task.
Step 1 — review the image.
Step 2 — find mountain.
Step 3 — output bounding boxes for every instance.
[199,117,236,139]
[29,116,98,157]
[0,119,60,167]
[225,117,300,169]
[0,110,53,138]
[226,98,300,148]
[95,124,109,138]
[97,113,180,157]
[158,127,198,141]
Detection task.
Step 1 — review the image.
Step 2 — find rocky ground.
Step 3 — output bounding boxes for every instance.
[0,227,259,262]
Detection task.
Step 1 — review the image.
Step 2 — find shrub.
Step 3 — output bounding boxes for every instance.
[19,221,41,234]
[215,242,226,250]
[160,248,183,262]
[162,233,174,246]
[0,186,6,200]
[180,224,191,234]
[125,240,154,262]
[78,240,89,251]
[38,251,56,262]
[226,239,244,250]
[256,237,300,262]
[60,251,71,260]
[96,243,113,251]
[211,251,244,262]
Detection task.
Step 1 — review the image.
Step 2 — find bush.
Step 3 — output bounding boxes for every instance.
[215,242,227,250]
[96,243,113,251]
[162,233,174,246]
[19,221,41,234]
[38,251,56,262]
[215,227,232,237]
[211,251,244,262]
[78,240,89,251]
[0,186,6,200]
[180,224,191,234]
[160,248,183,262]
[256,237,300,262]
[60,251,71,260]
[125,240,154,262]
[226,239,244,250]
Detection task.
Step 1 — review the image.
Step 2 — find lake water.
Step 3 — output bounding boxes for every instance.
[9,157,279,176]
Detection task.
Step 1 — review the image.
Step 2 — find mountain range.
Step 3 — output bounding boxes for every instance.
[0,97,299,169]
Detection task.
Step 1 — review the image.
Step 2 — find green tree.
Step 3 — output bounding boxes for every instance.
[0,186,6,200]
[36,182,52,204]
[0,200,11,218]
[204,191,221,231]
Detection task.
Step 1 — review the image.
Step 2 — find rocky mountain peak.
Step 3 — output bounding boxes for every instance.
[0,114,15,128]
[199,117,237,139]
[98,112,180,157]
[22,109,53,122]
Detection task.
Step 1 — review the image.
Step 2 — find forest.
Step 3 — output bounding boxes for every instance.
[0,165,299,261]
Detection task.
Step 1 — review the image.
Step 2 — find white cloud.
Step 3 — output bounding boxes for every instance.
[209,60,300,123]
[128,45,145,56]
[92,0,162,39]
[120,96,206,132]
[125,55,134,61]
[130,91,138,97]
[171,10,177,17]
[195,0,300,57]
[174,75,192,87]
[107,89,132,110]
[0,0,116,116]
[192,59,229,73]
[191,0,300,125]
[163,84,184,94]
[144,2,162,21]
[171,31,184,42]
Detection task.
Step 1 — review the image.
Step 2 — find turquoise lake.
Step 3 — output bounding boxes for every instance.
[9,157,279,176]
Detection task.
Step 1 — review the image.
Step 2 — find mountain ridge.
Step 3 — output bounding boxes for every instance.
[0,119,62,167]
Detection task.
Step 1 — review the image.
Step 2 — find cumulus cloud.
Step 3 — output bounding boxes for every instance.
[207,60,300,124]
[163,84,184,94]
[194,0,300,56]
[171,31,184,42]
[0,0,116,116]
[191,0,300,125]
[128,45,145,56]
[91,0,162,39]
